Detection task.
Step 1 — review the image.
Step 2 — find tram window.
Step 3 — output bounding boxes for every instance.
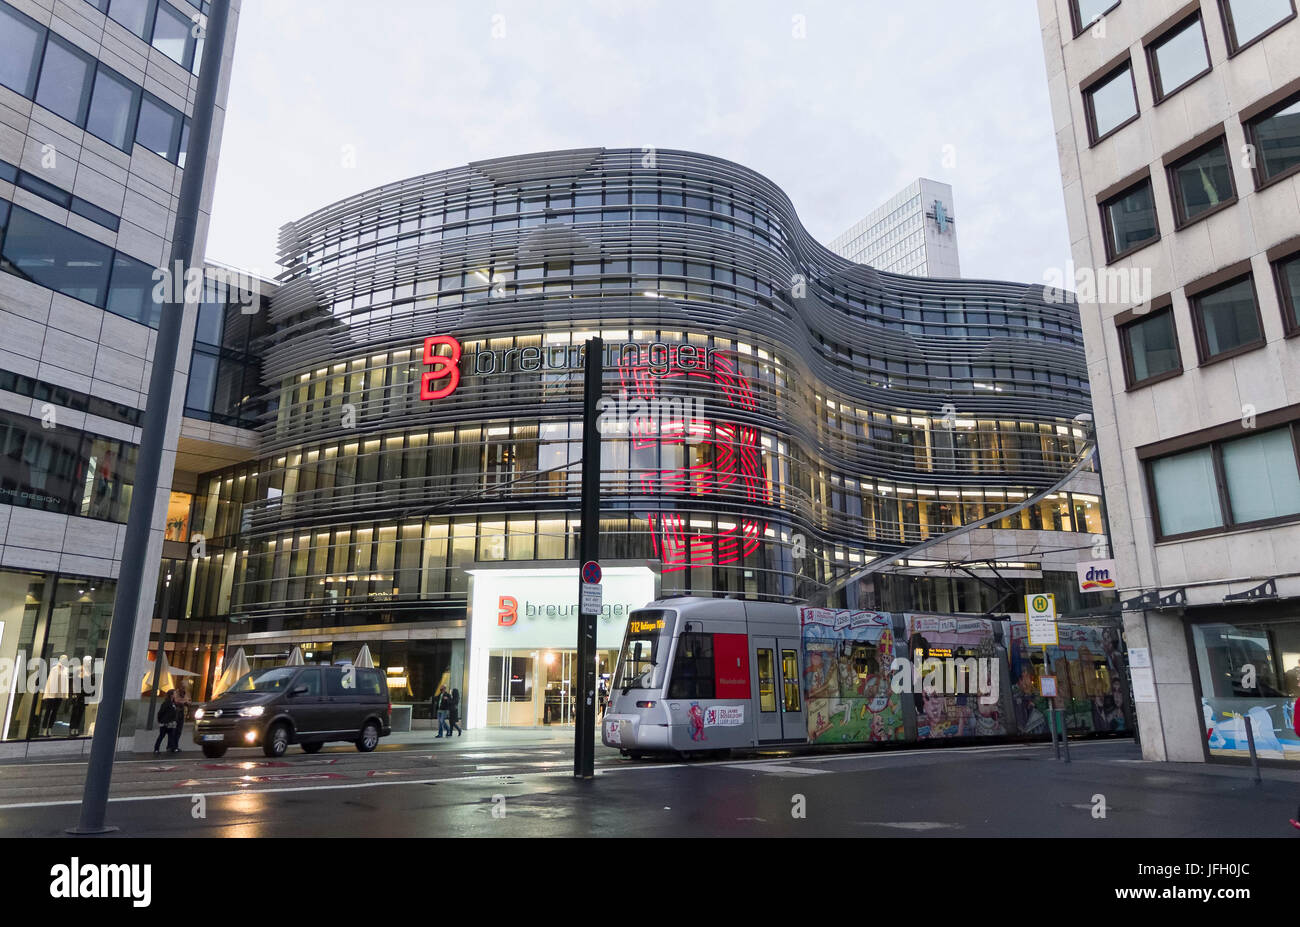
[781,649,801,711]
[668,632,715,699]
[757,649,777,712]
[614,609,673,690]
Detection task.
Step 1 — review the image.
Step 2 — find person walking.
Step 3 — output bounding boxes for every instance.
[153,690,178,756]
[169,682,191,753]
[447,688,462,736]
[434,685,450,737]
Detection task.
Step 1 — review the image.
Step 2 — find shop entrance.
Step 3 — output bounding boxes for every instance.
[486,648,616,727]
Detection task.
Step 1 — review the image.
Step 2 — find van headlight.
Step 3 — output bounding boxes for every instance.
[238,706,265,718]
[193,708,205,720]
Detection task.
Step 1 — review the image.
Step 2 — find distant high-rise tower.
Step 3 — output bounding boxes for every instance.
[829,178,961,277]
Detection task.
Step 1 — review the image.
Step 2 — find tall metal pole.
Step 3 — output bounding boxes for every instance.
[72,0,232,834]
[574,337,603,779]
[145,568,177,729]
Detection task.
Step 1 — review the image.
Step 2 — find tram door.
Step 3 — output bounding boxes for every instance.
[777,639,806,742]
[752,639,782,742]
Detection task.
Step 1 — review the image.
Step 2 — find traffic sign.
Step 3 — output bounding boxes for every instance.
[582,560,602,584]
[581,582,603,615]
[1025,593,1058,646]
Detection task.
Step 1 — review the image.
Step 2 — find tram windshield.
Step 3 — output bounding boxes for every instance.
[615,609,675,692]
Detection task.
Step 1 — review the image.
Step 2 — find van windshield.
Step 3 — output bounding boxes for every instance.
[228,667,298,693]
[614,609,675,692]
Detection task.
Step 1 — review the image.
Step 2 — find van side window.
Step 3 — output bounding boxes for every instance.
[324,666,349,696]
[296,668,322,696]
[667,632,715,699]
[357,668,384,695]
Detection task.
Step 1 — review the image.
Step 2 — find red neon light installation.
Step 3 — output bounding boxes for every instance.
[420,335,462,400]
[617,345,771,572]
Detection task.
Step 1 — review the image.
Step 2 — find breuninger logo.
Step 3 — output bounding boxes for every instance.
[0,654,104,703]
[888,655,1000,705]
[49,857,151,907]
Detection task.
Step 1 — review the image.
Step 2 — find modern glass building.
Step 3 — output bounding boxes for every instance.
[0,0,241,751]
[182,147,1107,728]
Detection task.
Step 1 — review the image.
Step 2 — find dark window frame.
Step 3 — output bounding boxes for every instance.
[1243,88,1300,191]
[1217,0,1297,55]
[1068,0,1121,37]
[1083,59,1141,146]
[34,32,96,128]
[1145,421,1300,542]
[0,1,47,98]
[1118,303,1184,389]
[1144,10,1213,104]
[1100,177,1161,262]
[1188,271,1266,364]
[1165,134,1238,228]
[1271,240,1300,337]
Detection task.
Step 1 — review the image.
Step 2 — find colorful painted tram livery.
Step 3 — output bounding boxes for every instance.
[603,596,1131,757]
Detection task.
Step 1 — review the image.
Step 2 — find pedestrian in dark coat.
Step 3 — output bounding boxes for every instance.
[153,690,178,755]
[448,688,462,735]
[434,685,451,737]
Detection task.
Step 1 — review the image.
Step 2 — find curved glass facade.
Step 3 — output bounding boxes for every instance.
[190,148,1095,633]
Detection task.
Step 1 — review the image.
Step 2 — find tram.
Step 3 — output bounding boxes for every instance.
[602,596,1131,758]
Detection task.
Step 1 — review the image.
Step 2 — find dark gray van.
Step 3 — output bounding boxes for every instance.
[192,664,391,758]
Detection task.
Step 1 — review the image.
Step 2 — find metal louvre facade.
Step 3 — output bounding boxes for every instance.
[191,148,1096,632]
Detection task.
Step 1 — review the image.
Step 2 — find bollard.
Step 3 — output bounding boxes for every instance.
[1243,714,1262,785]
[1058,710,1071,764]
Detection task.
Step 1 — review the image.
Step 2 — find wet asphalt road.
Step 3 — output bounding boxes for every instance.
[0,737,1296,837]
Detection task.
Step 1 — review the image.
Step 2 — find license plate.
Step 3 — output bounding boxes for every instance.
[202,734,223,742]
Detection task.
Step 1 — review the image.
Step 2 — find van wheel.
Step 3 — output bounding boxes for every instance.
[262,723,290,757]
[301,741,323,754]
[201,744,227,759]
[356,721,380,752]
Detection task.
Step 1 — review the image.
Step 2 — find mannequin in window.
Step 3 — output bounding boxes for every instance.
[39,655,71,735]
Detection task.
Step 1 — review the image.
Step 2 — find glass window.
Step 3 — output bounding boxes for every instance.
[1102,180,1158,259]
[1148,15,1209,100]
[85,66,139,150]
[1193,276,1262,358]
[781,649,801,711]
[0,3,44,97]
[1221,0,1296,50]
[667,632,714,699]
[35,36,94,125]
[1086,65,1138,142]
[1072,0,1117,31]
[756,648,777,712]
[1221,427,1300,523]
[0,201,8,233]
[1169,138,1235,223]
[1,206,113,306]
[1151,447,1224,536]
[135,94,181,161]
[1276,253,1300,331]
[184,350,217,413]
[1121,308,1180,384]
[152,2,195,67]
[1248,94,1300,184]
[107,0,156,39]
[106,252,160,326]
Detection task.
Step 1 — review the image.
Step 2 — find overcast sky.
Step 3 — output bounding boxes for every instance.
[206,0,1070,286]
